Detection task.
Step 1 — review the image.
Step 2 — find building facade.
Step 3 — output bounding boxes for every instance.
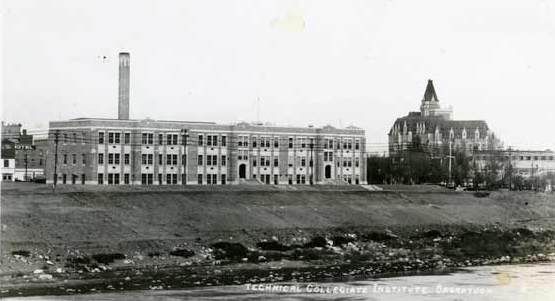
[46,118,366,185]
[0,128,47,182]
[388,80,500,156]
[473,149,555,179]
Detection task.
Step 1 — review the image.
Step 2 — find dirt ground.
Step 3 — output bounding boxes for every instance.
[1,182,554,297]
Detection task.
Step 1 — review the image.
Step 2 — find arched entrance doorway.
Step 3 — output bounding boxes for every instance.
[325,165,332,179]
[239,164,246,179]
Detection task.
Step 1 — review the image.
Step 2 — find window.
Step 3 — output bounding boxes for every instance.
[274,175,278,185]
[198,174,203,184]
[159,134,164,145]
[114,174,120,185]
[274,158,278,167]
[98,153,104,164]
[274,138,279,148]
[124,133,130,144]
[98,132,104,144]
[167,174,172,184]
[114,133,120,144]
[158,173,163,185]
[198,135,204,146]
[182,155,187,166]
[159,154,163,165]
[142,154,147,165]
[124,173,130,184]
[355,158,359,167]
[167,154,172,165]
[142,133,154,145]
[198,155,203,165]
[114,154,120,164]
[221,174,226,185]
[238,136,248,147]
[81,174,85,185]
[207,135,212,146]
[3,160,9,167]
[355,140,360,150]
[206,155,212,166]
[124,154,130,165]
[253,158,257,167]
[62,174,67,184]
[301,158,306,166]
[72,133,77,143]
[221,155,226,166]
[212,155,217,166]
[289,138,293,148]
[63,154,67,164]
[82,154,86,165]
[98,173,104,184]
[253,138,257,148]
[108,153,114,164]
[72,154,76,164]
[147,154,153,165]
[108,132,114,144]
[221,136,227,146]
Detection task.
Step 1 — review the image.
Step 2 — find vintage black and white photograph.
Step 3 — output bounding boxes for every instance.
[1,0,555,300]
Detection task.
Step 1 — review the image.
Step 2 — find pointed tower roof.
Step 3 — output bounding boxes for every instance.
[423,79,439,102]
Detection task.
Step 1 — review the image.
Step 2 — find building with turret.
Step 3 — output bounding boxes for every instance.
[388,80,500,156]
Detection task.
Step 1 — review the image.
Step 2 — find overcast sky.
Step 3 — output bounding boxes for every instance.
[2,0,555,152]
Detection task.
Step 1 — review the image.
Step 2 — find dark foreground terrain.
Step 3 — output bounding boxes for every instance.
[1,183,554,297]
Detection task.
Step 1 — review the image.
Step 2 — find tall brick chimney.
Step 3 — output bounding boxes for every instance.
[118,52,130,120]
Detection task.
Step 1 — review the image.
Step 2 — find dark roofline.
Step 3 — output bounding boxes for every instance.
[423,79,439,102]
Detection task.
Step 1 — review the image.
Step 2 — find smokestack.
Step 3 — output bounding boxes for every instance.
[118,52,130,120]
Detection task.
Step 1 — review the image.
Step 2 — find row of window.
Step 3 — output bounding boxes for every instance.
[198,135,227,147]
[54,173,86,185]
[95,131,362,150]
[198,174,227,185]
[197,155,227,166]
[62,154,87,165]
[475,155,555,161]
[236,136,361,150]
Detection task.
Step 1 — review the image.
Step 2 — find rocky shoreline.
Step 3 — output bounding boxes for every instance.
[2,225,554,298]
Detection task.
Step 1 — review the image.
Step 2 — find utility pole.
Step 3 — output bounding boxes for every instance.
[53,131,59,189]
[448,140,453,188]
[181,129,189,185]
[24,153,28,182]
[309,142,314,185]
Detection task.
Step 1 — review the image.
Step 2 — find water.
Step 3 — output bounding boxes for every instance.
[6,263,555,300]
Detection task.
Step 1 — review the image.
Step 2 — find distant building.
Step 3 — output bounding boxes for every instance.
[45,52,366,186]
[388,80,501,156]
[473,149,555,179]
[0,126,47,181]
[1,122,22,141]
[1,139,16,181]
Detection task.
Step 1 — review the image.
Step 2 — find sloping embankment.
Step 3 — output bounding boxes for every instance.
[2,183,554,254]
[1,183,555,297]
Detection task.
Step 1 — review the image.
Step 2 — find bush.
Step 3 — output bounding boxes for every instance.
[91,253,125,264]
[211,242,248,260]
[11,250,30,257]
[169,248,195,258]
